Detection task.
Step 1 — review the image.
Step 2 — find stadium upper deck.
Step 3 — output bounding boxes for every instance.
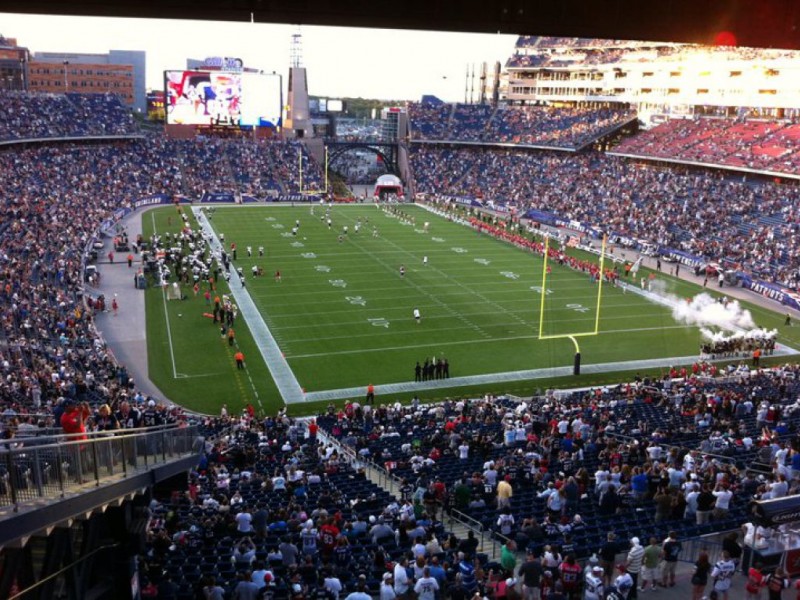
[503,37,800,125]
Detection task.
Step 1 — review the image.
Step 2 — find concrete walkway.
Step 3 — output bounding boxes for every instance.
[91,208,167,401]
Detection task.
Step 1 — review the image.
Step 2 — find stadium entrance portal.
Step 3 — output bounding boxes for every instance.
[373,173,404,199]
[325,141,399,175]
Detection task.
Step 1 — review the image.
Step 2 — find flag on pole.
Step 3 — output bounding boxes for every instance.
[630,256,644,276]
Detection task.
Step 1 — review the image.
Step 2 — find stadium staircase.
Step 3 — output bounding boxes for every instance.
[0,423,206,599]
[443,105,457,138]
[173,144,193,198]
[261,145,289,196]
[575,114,640,151]
[483,106,501,141]
[315,427,502,561]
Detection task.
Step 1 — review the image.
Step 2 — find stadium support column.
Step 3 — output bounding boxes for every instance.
[285,67,312,139]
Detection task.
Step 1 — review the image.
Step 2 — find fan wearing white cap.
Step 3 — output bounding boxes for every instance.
[380,572,396,600]
[584,565,605,600]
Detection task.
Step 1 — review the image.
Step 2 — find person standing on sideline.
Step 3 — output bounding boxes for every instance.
[785,312,792,326]
[639,537,660,592]
[585,565,605,600]
[625,537,644,599]
[765,568,789,600]
[112,296,119,316]
[235,351,245,369]
[745,563,765,600]
[127,253,133,268]
[691,551,711,600]
[365,383,375,405]
[661,531,682,588]
[710,550,736,600]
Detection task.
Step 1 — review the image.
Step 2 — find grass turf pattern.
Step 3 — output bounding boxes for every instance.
[144,204,800,415]
[210,205,719,383]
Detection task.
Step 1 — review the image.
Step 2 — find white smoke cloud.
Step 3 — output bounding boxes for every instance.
[699,327,777,343]
[671,293,755,331]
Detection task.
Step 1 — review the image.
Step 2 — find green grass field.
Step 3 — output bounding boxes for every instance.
[143,204,800,415]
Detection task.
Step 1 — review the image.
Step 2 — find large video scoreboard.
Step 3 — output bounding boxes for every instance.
[164,70,281,128]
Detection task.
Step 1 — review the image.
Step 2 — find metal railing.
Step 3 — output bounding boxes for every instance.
[0,423,203,511]
[315,425,506,561]
[448,508,502,560]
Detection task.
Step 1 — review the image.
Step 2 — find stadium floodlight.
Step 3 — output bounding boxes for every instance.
[537,233,608,375]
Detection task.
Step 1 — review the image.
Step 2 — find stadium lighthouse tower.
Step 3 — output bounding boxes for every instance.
[284,31,312,139]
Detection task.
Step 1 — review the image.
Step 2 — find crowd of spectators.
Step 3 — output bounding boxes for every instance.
[408,103,634,149]
[315,366,800,597]
[613,117,800,177]
[489,106,635,148]
[410,145,800,286]
[0,91,138,141]
[139,412,490,600]
[0,136,322,433]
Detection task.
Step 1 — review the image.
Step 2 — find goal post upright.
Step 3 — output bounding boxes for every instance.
[537,233,609,375]
[537,233,551,340]
[593,233,608,335]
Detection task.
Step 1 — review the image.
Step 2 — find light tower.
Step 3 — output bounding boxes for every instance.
[285,29,312,138]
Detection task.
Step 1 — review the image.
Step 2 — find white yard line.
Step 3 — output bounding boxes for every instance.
[152,212,180,380]
[192,207,306,405]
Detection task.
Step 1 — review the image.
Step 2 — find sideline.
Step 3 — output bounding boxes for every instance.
[192,206,306,405]
[300,347,799,403]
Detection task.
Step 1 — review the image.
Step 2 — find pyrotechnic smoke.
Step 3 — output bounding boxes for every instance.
[671,293,755,331]
[699,327,777,343]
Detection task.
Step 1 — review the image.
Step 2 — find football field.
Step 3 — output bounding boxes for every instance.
[143,203,799,414]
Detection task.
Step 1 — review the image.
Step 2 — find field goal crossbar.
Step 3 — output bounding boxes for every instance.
[537,234,608,374]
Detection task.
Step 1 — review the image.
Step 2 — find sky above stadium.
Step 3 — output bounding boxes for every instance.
[1,13,516,102]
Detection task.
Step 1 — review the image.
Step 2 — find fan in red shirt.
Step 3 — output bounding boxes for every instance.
[60,401,91,441]
[318,518,340,559]
[308,419,319,440]
[558,555,582,595]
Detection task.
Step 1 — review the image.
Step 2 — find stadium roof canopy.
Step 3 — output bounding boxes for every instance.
[5,0,800,50]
